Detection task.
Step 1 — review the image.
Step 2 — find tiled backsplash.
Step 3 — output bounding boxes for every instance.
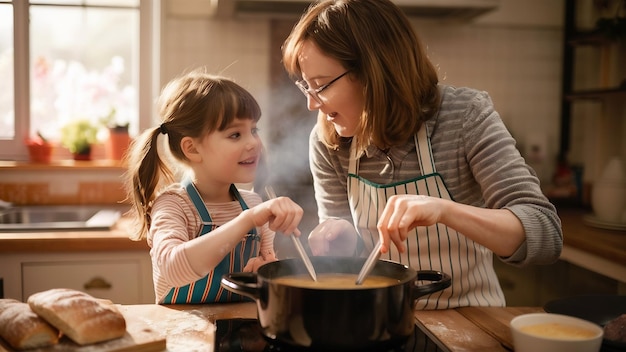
[0,182,126,205]
[0,165,126,205]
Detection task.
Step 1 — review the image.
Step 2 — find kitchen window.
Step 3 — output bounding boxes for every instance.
[0,0,159,161]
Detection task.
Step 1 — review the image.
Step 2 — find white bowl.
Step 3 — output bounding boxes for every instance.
[510,313,603,352]
[591,181,626,222]
[599,157,625,182]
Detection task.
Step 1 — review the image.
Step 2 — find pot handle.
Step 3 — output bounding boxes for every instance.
[220,272,261,300]
[412,270,452,299]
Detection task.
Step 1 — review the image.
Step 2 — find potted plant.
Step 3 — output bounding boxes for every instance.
[100,108,131,160]
[25,131,54,163]
[60,119,99,160]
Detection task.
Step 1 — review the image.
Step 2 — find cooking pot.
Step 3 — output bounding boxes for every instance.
[221,256,451,351]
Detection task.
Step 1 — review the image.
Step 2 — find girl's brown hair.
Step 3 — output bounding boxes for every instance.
[282,0,440,151]
[124,70,261,240]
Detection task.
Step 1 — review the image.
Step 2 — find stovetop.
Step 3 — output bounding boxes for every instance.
[215,319,444,352]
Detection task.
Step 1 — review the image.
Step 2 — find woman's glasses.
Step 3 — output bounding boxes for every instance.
[295,70,350,104]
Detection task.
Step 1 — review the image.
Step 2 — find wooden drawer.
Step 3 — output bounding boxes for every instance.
[22,260,142,304]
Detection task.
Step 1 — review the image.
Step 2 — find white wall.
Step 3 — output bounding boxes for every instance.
[161,18,271,116]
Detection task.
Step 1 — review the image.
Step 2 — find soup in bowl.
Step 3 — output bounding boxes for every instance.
[510,313,603,352]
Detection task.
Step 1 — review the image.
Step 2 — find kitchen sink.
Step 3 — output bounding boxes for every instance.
[0,205,126,232]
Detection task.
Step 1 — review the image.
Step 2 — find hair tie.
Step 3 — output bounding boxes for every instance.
[159,124,168,135]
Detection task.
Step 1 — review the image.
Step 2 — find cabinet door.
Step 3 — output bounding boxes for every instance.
[22,260,142,304]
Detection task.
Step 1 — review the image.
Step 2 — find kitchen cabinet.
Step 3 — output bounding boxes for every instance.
[560,0,626,192]
[493,209,625,307]
[0,251,155,304]
[494,257,620,307]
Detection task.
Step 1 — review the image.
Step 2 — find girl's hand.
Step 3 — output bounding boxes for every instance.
[308,218,358,256]
[377,195,447,254]
[250,196,303,237]
[243,255,277,272]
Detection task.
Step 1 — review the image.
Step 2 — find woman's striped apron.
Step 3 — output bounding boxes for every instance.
[160,180,260,304]
[347,126,505,309]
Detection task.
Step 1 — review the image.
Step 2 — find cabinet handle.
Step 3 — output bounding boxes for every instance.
[83,277,112,290]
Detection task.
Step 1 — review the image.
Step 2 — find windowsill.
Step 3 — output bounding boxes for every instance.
[0,160,126,171]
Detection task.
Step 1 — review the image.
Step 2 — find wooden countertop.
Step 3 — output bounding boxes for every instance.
[119,303,543,351]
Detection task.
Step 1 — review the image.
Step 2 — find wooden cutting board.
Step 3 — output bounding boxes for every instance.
[0,305,167,352]
[456,306,543,351]
[414,306,544,352]
[415,308,508,351]
[1,304,216,352]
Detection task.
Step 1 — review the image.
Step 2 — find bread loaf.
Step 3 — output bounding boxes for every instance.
[27,288,126,345]
[0,298,59,350]
[604,313,626,343]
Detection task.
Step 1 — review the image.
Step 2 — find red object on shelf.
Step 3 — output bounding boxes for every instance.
[27,143,54,163]
[106,129,131,161]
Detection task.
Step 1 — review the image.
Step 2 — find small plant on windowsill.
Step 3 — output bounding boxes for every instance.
[60,119,99,161]
[100,108,129,132]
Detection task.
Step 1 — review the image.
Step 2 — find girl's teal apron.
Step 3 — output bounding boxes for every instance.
[348,126,505,309]
[160,180,259,304]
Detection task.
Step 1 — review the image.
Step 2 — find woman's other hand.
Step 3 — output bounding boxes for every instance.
[250,196,304,237]
[308,218,358,256]
[377,195,446,254]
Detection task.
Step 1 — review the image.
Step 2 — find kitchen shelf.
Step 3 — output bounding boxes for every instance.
[558,0,626,179]
[566,86,626,100]
[567,30,614,46]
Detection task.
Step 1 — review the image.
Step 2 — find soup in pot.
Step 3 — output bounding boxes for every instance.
[272,273,400,289]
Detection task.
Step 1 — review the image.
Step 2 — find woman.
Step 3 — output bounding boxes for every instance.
[282,0,562,308]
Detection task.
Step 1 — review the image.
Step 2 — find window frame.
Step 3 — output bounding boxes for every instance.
[0,0,160,161]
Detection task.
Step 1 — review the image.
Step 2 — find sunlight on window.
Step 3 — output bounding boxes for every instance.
[30,2,139,140]
[31,56,136,140]
[0,0,139,142]
[0,2,14,140]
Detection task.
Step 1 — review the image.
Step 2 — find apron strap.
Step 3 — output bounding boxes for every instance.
[183,179,257,237]
[348,139,359,174]
[416,124,436,174]
[183,179,212,224]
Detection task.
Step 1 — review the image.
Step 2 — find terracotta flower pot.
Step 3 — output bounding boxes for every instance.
[27,143,54,163]
[106,127,131,161]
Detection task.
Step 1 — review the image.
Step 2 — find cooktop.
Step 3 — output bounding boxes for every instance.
[214,318,443,352]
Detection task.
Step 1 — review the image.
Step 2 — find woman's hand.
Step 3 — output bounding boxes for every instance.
[249,196,304,237]
[377,195,447,254]
[308,218,358,256]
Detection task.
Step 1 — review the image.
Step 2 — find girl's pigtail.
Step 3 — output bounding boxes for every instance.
[124,127,174,241]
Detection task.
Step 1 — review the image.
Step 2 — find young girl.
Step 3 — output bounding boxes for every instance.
[124,70,303,304]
